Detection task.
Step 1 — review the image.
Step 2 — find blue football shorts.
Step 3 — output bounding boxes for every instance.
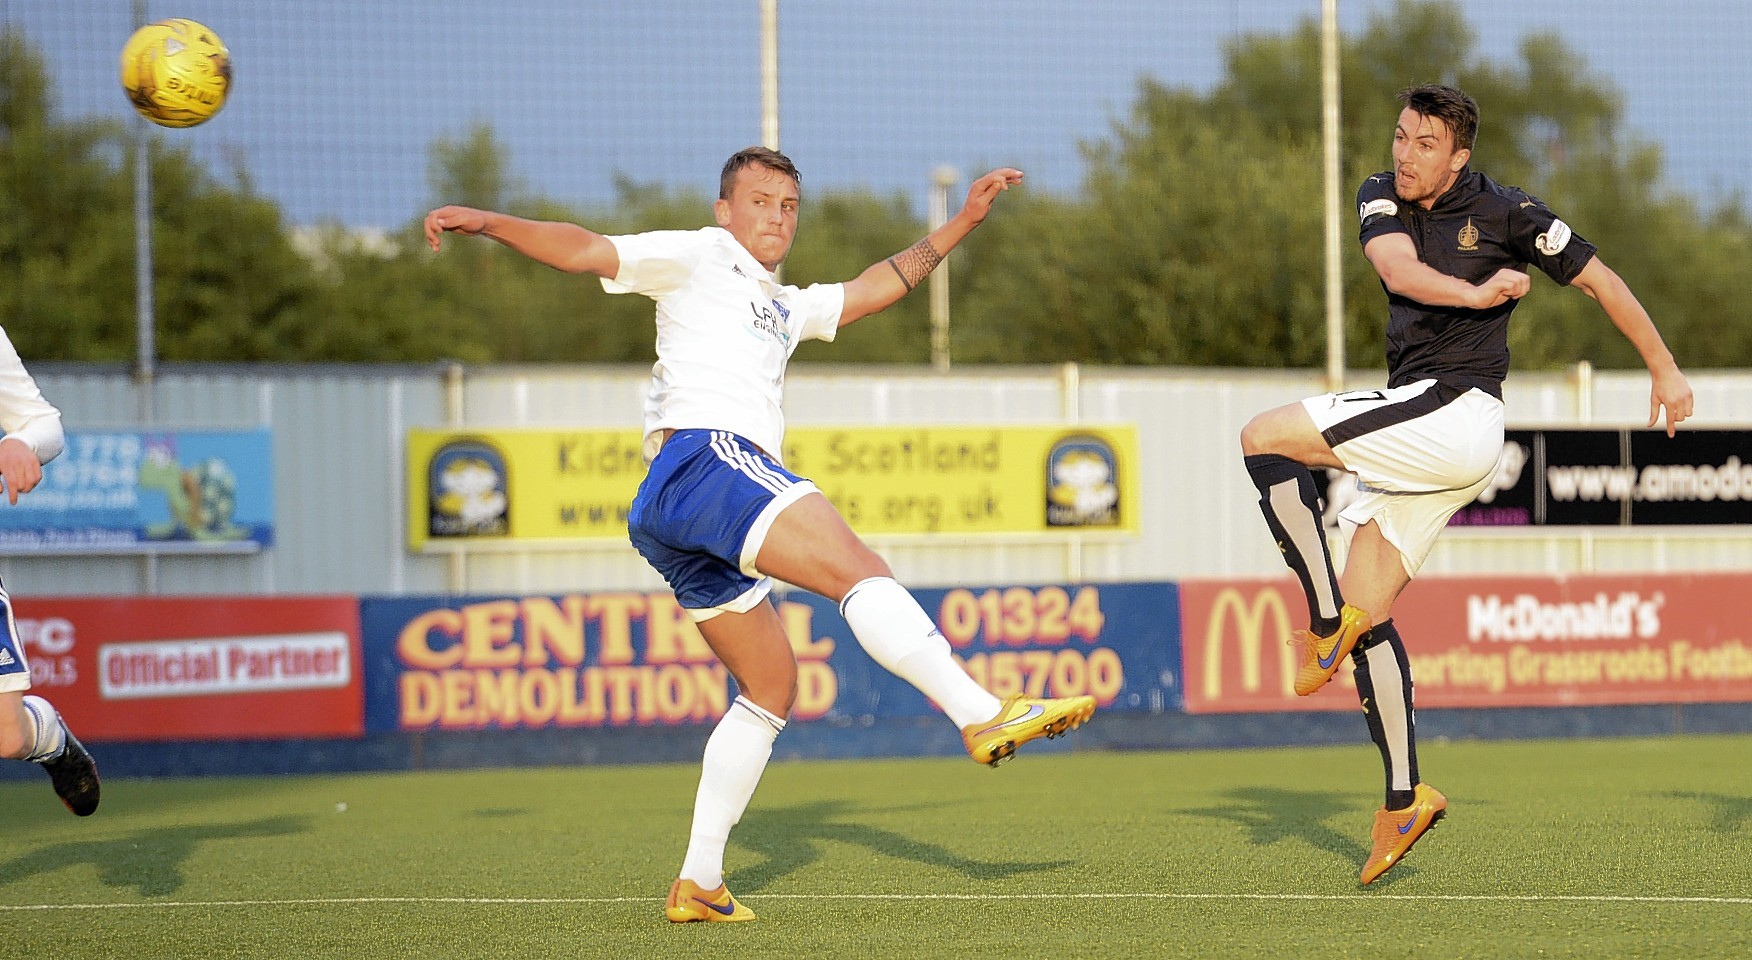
[0,578,29,693]
[627,429,818,621]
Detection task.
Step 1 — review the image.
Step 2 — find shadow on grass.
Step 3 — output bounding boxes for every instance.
[1661,790,1752,834]
[1178,786,1404,881]
[729,799,1074,892]
[0,815,309,898]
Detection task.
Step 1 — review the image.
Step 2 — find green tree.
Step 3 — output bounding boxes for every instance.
[1,28,322,363]
[958,85,1327,366]
[786,189,929,363]
[366,136,936,364]
[420,143,718,363]
[145,141,325,361]
[293,130,713,363]
[0,29,135,360]
[505,176,717,363]
[10,5,1749,370]
[958,0,1750,370]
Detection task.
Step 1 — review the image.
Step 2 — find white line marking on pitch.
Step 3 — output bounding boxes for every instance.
[2,891,1749,911]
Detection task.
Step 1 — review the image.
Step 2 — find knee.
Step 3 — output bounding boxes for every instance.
[1242,405,1333,466]
[1239,413,1277,457]
[853,542,893,581]
[738,667,798,719]
[829,550,894,604]
[0,702,28,760]
[746,680,797,719]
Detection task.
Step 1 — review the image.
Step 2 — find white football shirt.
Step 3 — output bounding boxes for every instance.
[602,227,842,461]
[0,325,64,464]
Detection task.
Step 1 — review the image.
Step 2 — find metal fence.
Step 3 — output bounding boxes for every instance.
[3,362,1745,598]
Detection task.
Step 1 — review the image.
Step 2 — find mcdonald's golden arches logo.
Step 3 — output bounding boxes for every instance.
[1202,586,1299,701]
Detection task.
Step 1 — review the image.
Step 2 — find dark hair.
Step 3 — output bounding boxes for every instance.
[719,146,801,200]
[1397,84,1479,153]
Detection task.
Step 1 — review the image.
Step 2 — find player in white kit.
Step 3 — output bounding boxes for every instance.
[425,147,1095,922]
[0,325,100,817]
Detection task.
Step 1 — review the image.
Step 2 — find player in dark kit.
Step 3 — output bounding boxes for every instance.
[1238,84,1693,883]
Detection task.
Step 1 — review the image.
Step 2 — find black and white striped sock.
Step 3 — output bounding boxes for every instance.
[1352,620,1419,810]
[1244,453,1343,636]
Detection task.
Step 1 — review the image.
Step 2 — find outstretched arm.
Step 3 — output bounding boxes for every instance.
[837,168,1023,326]
[423,206,620,278]
[1569,256,1694,436]
[1363,233,1530,309]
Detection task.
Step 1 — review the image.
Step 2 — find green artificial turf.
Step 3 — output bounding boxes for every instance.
[2,734,1748,959]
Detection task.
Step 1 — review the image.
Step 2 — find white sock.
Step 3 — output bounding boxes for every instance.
[20,695,65,762]
[840,577,1002,728]
[678,696,783,889]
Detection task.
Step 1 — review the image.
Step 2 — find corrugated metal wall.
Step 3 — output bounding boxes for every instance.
[4,363,1746,597]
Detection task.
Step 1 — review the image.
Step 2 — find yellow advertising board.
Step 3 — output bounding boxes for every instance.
[407,425,1139,550]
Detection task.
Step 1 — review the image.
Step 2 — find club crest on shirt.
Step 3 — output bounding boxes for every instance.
[747,301,792,345]
[1457,217,1480,252]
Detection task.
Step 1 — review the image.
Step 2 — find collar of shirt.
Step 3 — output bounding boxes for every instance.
[1426,167,1481,213]
[711,226,782,296]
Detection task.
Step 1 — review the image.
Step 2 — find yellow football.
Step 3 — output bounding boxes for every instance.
[120,19,232,128]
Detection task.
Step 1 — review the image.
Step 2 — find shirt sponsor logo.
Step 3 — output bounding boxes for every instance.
[1535,219,1573,256]
[1359,198,1398,222]
[747,302,792,345]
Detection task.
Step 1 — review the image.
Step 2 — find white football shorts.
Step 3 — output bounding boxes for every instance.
[1302,378,1504,576]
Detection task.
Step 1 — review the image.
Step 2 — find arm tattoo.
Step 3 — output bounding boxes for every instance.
[886,239,944,292]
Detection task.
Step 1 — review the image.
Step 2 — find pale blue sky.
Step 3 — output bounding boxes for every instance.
[6,1,1749,227]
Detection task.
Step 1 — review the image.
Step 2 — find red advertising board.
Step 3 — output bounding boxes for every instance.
[1181,574,1752,713]
[15,596,364,741]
